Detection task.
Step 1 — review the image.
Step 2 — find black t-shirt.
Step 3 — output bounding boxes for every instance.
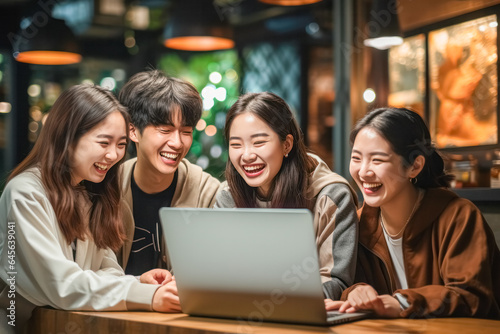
[125,166,177,276]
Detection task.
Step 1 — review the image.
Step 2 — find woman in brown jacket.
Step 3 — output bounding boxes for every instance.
[327,107,500,319]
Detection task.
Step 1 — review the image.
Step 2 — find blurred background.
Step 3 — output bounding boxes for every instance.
[0,0,339,187]
[1,1,500,242]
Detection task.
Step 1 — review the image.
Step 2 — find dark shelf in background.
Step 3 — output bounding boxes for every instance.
[452,188,500,202]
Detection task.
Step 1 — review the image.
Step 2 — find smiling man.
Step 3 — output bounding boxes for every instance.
[116,70,221,277]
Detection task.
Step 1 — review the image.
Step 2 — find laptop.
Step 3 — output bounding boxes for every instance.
[159,207,370,326]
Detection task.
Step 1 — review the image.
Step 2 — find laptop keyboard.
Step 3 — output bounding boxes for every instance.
[326,311,344,320]
[325,310,369,324]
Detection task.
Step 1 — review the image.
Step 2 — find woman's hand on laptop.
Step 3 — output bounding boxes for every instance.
[152,280,181,313]
[324,299,344,310]
[140,268,173,285]
[333,285,400,318]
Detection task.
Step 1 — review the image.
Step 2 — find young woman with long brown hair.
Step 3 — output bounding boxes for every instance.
[215,92,359,301]
[0,85,178,333]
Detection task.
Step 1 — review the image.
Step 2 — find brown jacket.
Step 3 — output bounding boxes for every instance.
[342,188,500,319]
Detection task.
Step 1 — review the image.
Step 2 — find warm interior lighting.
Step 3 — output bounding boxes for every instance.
[205,125,217,136]
[164,37,234,51]
[13,16,81,65]
[15,51,82,65]
[0,102,12,113]
[259,0,323,5]
[364,36,403,50]
[363,0,403,50]
[196,119,207,131]
[163,0,234,51]
[363,88,376,103]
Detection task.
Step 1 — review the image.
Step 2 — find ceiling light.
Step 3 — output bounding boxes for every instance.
[259,0,323,5]
[163,0,234,51]
[13,17,81,65]
[363,0,403,50]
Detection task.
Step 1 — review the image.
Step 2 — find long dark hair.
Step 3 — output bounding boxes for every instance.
[224,92,317,208]
[9,84,128,251]
[350,107,453,188]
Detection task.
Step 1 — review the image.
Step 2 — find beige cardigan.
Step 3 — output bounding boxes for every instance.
[0,168,158,334]
[117,158,222,270]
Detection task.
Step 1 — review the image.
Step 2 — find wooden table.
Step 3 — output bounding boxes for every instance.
[28,308,500,334]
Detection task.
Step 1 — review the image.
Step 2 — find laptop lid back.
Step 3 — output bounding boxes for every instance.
[159,207,329,326]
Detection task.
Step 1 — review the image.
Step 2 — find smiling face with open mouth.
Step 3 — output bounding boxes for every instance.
[70,111,127,185]
[349,127,415,210]
[131,108,193,180]
[228,112,289,198]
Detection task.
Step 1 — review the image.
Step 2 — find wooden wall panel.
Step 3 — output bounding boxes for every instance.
[398,0,500,32]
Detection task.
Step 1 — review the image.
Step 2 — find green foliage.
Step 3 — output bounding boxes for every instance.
[158,50,240,180]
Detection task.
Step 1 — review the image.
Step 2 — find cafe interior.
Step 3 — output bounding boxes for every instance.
[1,0,500,331]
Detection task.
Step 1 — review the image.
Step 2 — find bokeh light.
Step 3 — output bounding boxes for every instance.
[205,125,217,136]
[27,84,41,97]
[196,119,207,131]
[209,72,222,84]
[363,88,376,103]
[100,77,116,90]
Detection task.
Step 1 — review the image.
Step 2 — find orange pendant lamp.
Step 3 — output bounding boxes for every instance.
[13,16,81,65]
[259,0,323,5]
[163,0,234,51]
